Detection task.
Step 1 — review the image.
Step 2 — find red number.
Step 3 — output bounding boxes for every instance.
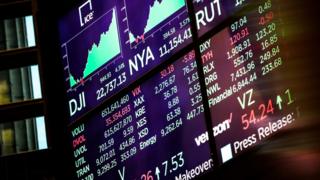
[183,51,195,63]
[258,104,267,121]
[242,114,249,130]
[242,99,275,129]
[141,171,153,180]
[259,17,266,25]
[266,99,274,114]
[249,109,257,124]
[160,64,175,79]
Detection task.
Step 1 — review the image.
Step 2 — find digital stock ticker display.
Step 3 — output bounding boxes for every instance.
[198,0,298,164]
[59,0,192,121]
[58,0,299,179]
[71,52,213,179]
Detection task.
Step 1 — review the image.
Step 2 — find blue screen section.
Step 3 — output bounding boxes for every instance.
[59,0,192,121]
[69,53,213,179]
[59,0,298,179]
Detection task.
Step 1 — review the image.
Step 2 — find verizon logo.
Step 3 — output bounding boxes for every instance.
[194,113,232,146]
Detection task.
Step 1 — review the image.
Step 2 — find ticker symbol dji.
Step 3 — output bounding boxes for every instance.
[69,92,86,117]
[78,0,94,27]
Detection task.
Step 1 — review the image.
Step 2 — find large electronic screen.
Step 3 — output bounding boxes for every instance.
[199,0,298,164]
[60,0,300,179]
[59,0,192,121]
[70,52,213,179]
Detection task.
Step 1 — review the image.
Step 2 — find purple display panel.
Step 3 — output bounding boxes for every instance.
[59,0,192,122]
[199,0,298,164]
[193,0,253,36]
[70,52,214,179]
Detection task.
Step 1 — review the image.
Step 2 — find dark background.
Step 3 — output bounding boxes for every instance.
[201,0,320,179]
[1,0,317,179]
